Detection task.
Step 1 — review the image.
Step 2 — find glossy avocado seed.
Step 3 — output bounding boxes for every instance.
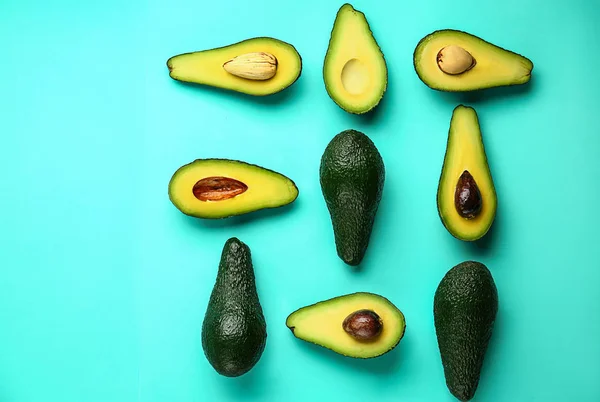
[342,309,383,341]
[455,170,483,219]
[193,176,248,202]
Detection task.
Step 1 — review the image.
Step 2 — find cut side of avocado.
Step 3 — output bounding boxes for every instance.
[414,29,533,92]
[437,105,497,241]
[167,37,302,96]
[286,292,405,359]
[168,159,298,219]
[323,4,387,114]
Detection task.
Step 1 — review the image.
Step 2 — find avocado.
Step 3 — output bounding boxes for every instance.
[323,4,387,114]
[434,261,498,401]
[320,129,385,265]
[201,237,267,377]
[167,37,302,96]
[168,158,298,219]
[413,29,533,92]
[286,292,405,359]
[437,105,497,241]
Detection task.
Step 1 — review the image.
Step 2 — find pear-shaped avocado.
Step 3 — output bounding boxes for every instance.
[286,292,405,359]
[414,29,533,92]
[320,129,385,266]
[323,3,387,114]
[168,158,298,219]
[434,261,498,401]
[437,105,497,241]
[167,37,302,96]
[201,238,267,377]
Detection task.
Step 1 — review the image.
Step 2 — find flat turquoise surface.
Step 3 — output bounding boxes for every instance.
[1,0,599,401]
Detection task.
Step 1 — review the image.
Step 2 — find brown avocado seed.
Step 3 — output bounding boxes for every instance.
[342,309,383,341]
[192,176,248,201]
[454,170,483,219]
[437,45,476,75]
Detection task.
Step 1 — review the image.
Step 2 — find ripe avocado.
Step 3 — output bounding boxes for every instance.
[323,4,387,114]
[319,129,385,266]
[434,261,498,401]
[437,105,497,241]
[413,29,533,92]
[167,37,302,96]
[286,292,406,359]
[201,237,267,377]
[168,158,298,219]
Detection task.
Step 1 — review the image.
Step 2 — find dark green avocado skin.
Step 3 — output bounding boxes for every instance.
[434,261,498,401]
[319,130,385,266]
[201,237,267,377]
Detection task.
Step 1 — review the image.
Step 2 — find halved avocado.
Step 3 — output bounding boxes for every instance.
[437,105,497,241]
[168,159,298,219]
[414,29,533,92]
[167,37,302,96]
[286,292,406,359]
[323,4,387,114]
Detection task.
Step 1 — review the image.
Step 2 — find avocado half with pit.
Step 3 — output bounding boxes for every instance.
[167,37,302,96]
[323,4,387,114]
[168,159,298,219]
[437,105,497,241]
[414,29,533,91]
[286,292,406,359]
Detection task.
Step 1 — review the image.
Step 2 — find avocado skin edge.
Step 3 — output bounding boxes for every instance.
[285,292,406,359]
[319,129,385,266]
[167,36,303,97]
[413,29,534,92]
[434,260,498,401]
[201,237,267,377]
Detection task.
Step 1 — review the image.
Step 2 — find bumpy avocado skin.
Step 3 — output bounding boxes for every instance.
[434,261,498,401]
[319,130,385,266]
[201,238,267,377]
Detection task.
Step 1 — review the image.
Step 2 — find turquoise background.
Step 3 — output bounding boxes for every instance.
[1,0,599,401]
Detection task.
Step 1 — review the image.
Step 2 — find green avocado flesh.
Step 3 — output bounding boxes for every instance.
[320,129,385,266]
[167,37,302,96]
[286,292,406,359]
[323,4,387,114]
[437,105,496,241]
[202,238,267,377]
[434,261,498,401]
[168,158,298,219]
[414,29,533,91]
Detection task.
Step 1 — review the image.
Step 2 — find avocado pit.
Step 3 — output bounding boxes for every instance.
[193,176,248,202]
[342,309,383,341]
[454,170,482,219]
[437,45,475,75]
[222,52,278,81]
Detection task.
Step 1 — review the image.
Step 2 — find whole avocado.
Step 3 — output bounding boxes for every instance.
[201,237,267,377]
[319,129,385,266]
[434,261,498,401]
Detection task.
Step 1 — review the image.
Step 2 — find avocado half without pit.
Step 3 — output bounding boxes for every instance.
[413,29,533,91]
[323,4,387,114]
[437,105,497,241]
[167,37,302,96]
[286,292,406,359]
[168,159,298,219]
